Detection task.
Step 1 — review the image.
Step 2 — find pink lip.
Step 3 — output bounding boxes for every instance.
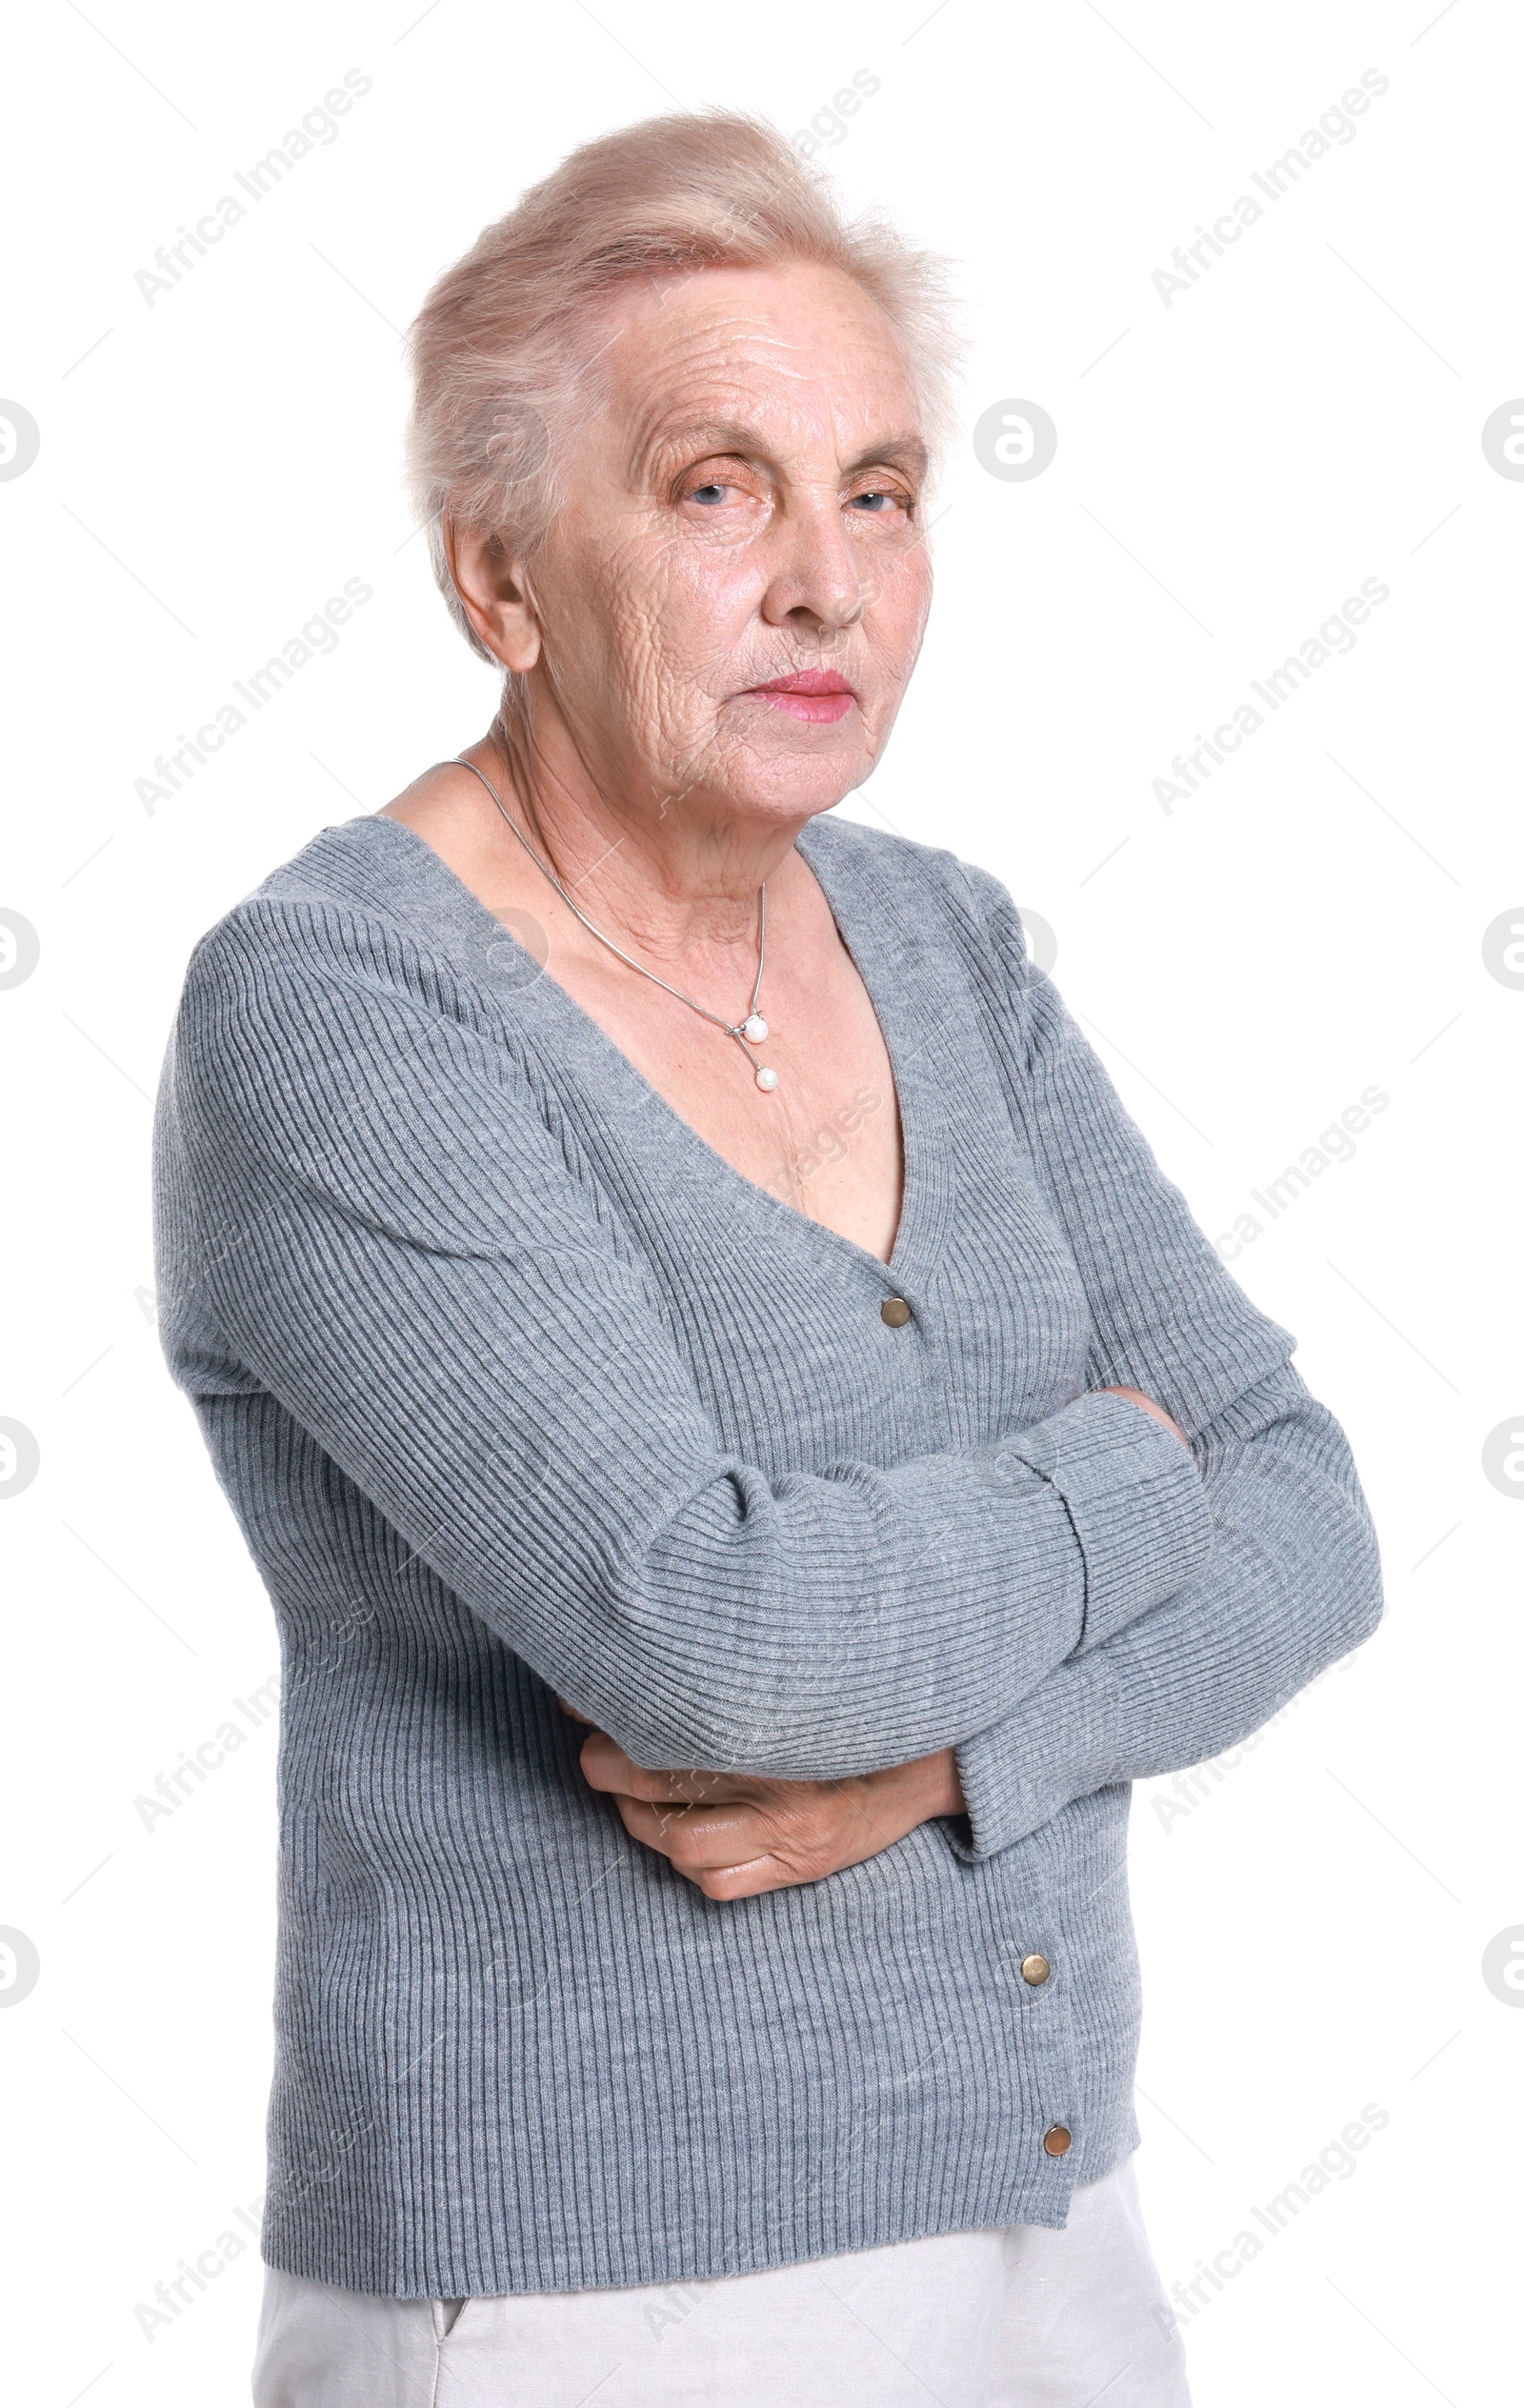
[744,670,856,725]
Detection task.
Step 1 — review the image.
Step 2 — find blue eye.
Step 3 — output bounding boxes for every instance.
[851,491,893,512]
[690,483,729,505]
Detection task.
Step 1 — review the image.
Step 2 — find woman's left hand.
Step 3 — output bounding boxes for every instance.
[566,1716,966,1900]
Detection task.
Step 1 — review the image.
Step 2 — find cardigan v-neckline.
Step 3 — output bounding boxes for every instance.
[338,809,958,1292]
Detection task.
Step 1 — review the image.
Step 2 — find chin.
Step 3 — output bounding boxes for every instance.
[725,741,872,826]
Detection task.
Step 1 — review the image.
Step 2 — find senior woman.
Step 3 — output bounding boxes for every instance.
[154,110,1382,2408]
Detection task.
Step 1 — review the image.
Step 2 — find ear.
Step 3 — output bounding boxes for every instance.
[444,519,542,673]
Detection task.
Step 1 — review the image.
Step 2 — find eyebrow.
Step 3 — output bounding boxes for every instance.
[640,418,929,483]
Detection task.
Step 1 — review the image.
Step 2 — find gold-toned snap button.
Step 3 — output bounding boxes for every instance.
[1020,1954,1052,1986]
[1043,2125,1073,2157]
[880,1296,912,1327]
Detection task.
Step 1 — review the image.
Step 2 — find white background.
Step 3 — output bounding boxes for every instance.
[2,3,1519,2401]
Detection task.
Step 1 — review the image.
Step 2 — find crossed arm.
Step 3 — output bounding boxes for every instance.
[569,1387,1193,1897]
[573,1365,1382,1896]
[571,1362,1382,1894]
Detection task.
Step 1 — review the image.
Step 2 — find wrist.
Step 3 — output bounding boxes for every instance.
[889,1746,965,1824]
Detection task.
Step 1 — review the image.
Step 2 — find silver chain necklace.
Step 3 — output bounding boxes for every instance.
[448,755,780,1093]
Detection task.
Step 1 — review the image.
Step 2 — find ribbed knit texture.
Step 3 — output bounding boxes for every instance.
[152,811,1383,2298]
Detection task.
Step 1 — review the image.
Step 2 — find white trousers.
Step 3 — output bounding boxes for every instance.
[251,2152,1191,2408]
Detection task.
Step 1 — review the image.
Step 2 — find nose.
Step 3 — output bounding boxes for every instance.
[757,488,865,645]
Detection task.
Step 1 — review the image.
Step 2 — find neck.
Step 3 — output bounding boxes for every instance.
[469,696,812,964]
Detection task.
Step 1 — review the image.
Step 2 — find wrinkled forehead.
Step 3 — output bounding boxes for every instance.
[591,260,926,477]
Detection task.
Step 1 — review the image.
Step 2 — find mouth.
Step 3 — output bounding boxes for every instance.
[742,669,857,725]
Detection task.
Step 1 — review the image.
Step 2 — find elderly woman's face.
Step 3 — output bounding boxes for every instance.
[527,259,933,826]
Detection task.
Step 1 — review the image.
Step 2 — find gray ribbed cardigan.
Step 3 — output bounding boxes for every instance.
[152,808,1383,2298]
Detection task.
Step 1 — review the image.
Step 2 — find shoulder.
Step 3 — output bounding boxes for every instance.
[167,815,550,1168]
[184,813,443,965]
[177,813,528,1037]
[798,811,1033,982]
[159,821,588,1259]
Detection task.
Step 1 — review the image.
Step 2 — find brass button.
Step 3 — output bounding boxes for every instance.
[1020,1954,1052,1986]
[880,1296,912,1328]
[1043,2125,1073,2157]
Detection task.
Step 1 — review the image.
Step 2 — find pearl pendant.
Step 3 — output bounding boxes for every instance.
[741,1013,769,1044]
[755,1066,779,1093]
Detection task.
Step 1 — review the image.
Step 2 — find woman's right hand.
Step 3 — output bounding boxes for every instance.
[573,1730,965,1900]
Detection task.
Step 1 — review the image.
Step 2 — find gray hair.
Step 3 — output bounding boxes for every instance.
[404,108,964,671]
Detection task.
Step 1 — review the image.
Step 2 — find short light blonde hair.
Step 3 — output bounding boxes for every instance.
[404,108,963,667]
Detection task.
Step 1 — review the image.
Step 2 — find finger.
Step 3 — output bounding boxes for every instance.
[611,1796,870,1901]
[611,1793,729,1865]
[577,1731,644,1792]
[580,1730,746,1806]
[615,1796,779,1899]
[612,1793,780,1870]
[693,1854,804,1901]
[615,1764,753,1807]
